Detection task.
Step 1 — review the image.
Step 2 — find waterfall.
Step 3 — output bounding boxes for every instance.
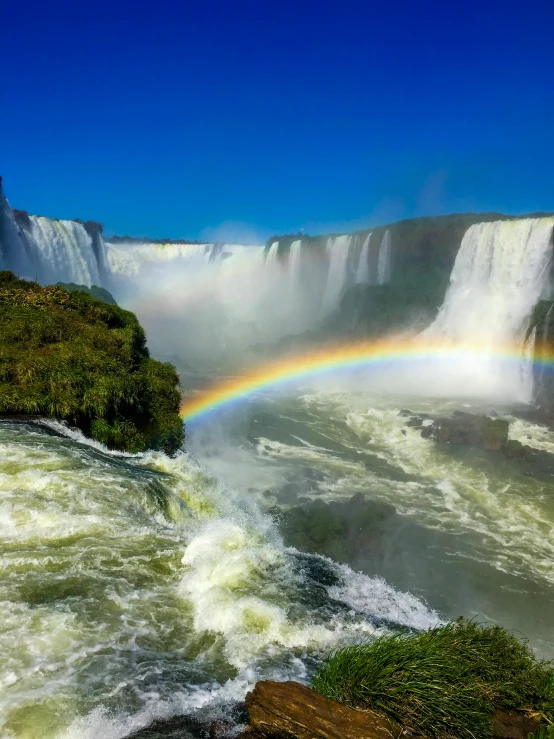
[0,186,31,276]
[266,240,279,265]
[321,235,353,316]
[426,217,554,399]
[288,239,302,288]
[377,229,391,285]
[356,233,371,284]
[20,217,104,286]
[1,184,108,287]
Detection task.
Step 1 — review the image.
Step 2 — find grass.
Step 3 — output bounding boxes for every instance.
[312,619,554,739]
[0,271,184,454]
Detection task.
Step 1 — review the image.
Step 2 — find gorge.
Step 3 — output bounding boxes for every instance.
[1,178,554,738]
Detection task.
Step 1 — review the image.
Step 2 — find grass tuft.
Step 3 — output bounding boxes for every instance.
[312,619,554,739]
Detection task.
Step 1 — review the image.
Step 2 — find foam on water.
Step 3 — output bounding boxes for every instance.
[251,392,554,589]
[0,421,438,738]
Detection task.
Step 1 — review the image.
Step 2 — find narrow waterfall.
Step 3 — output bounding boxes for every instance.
[321,235,353,316]
[426,217,554,399]
[266,240,279,265]
[356,233,371,284]
[377,229,391,285]
[288,239,302,289]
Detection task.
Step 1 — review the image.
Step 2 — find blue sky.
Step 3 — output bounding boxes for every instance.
[2,0,554,241]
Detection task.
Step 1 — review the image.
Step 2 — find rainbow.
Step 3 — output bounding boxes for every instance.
[179,338,552,423]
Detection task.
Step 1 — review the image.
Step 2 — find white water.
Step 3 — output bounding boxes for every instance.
[25,217,105,285]
[0,421,439,738]
[0,185,108,287]
[429,219,553,344]
[423,218,554,399]
[356,233,371,284]
[377,229,391,285]
[288,239,303,290]
[321,235,354,316]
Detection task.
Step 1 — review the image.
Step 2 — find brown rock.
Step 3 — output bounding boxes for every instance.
[492,709,539,739]
[245,680,395,739]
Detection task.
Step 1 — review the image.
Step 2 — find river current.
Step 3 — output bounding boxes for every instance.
[1,381,554,738]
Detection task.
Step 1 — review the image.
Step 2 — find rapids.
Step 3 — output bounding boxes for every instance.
[2,183,554,736]
[0,420,438,739]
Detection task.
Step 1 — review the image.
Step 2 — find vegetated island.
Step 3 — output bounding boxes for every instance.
[0,271,184,454]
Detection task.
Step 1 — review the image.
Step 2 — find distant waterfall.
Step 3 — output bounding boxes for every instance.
[321,235,353,316]
[429,219,554,344]
[356,233,371,284]
[0,184,108,287]
[377,229,391,285]
[426,218,554,399]
[23,217,106,286]
[288,239,302,288]
[266,240,279,266]
[106,241,262,279]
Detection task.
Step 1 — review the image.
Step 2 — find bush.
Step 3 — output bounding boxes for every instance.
[0,271,184,454]
[312,619,554,739]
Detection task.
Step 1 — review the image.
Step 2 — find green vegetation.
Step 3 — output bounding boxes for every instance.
[529,726,554,739]
[312,619,554,739]
[55,281,118,305]
[0,271,184,454]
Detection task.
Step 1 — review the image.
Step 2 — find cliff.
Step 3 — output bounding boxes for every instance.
[0,271,184,454]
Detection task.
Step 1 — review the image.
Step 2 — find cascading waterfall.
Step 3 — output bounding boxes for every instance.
[356,233,371,284]
[288,239,302,290]
[377,229,391,285]
[0,183,108,287]
[321,235,354,316]
[23,216,105,286]
[426,217,554,399]
[266,240,279,266]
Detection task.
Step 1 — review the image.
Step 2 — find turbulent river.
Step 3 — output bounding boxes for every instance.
[2,195,554,737]
[2,384,554,738]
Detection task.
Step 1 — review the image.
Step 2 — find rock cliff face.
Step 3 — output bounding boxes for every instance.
[527,299,554,405]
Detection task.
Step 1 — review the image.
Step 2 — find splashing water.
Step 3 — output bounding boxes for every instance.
[0,421,439,738]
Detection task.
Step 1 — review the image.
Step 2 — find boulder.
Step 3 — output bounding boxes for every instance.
[244,680,395,739]
[421,412,509,451]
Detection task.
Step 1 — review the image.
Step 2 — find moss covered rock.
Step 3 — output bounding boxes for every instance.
[0,271,184,454]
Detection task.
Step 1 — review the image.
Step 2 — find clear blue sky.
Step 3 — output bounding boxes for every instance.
[2,0,553,241]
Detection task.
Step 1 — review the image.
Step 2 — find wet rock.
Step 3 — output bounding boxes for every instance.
[406,415,426,427]
[279,494,397,567]
[421,412,509,451]
[267,505,283,522]
[208,720,234,738]
[245,680,395,739]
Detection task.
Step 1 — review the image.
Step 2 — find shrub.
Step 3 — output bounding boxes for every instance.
[0,271,184,454]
